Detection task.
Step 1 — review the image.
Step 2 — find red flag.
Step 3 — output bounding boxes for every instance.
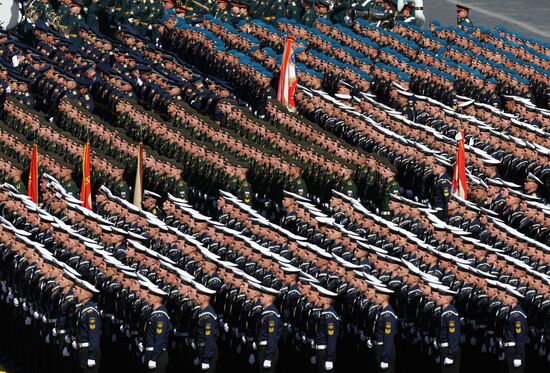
[133,142,143,208]
[452,131,467,200]
[277,36,298,112]
[80,143,92,210]
[27,143,39,203]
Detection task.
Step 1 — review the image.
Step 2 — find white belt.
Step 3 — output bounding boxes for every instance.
[316,345,326,350]
[145,347,154,351]
[439,343,449,348]
[78,342,90,348]
[504,342,516,347]
[375,342,384,346]
[259,341,268,346]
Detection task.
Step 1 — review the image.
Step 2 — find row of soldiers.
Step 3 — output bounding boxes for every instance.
[1,167,543,373]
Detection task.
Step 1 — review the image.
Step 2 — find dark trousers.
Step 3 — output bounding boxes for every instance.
[439,347,460,373]
[505,346,525,373]
[257,345,279,373]
[197,345,219,373]
[374,345,396,373]
[77,347,101,373]
[316,348,335,372]
[148,350,169,373]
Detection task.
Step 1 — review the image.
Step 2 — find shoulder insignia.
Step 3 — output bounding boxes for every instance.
[156,321,163,334]
[449,320,455,333]
[328,322,334,336]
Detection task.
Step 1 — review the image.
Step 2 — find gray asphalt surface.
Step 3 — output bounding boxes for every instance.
[422,0,550,42]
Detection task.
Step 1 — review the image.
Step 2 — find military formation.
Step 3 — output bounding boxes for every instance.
[0,0,548,372]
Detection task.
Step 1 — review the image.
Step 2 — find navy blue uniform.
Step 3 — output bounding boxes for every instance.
[145,305,171,372]
[258,304,282,372]
[374,305,397,373]
[438,305,461,373]
[77,301,102,373]
[315,305,339,372]
[196,304,219,372]
[504,305,527,373]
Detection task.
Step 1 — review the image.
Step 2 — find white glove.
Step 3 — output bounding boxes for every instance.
[443,357,454,365]
[241,335,247,344]
[263,360,271,368]
[310,356,316,364]
[498,339,504,349]
[87,359,96,368]
[513,359,521,368]
[148,25,152,30]
[201,363,210,371]
[148,360,156,370]
[22,302,28,311]
[191,341,196,350]
[13,297,19,307]
[223,323,229,333]
[366,339,373,349]
[138,342,144,352]
[252,342,257,350]
[62,347,70,357]
[324,361,334,370]
[128,18,134,23]
[248,353,255,365]
[45,334,50,344]
[71,340,77,350]
[64,335,72,344]
[380,362,389,370]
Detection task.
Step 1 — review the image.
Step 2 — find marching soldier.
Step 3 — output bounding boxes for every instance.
[435,286,461,373]
[373,287,397,373]
[195,284,219,373]
[74,280,102,373]
[144,286,171,373]
[257,286,281,373]
[313,285,339,372]
[503,290,527,373]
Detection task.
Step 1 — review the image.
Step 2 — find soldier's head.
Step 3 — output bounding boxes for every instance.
[260,287,278,307]
[74,283,95,303]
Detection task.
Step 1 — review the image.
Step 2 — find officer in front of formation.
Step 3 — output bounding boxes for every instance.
[195,284,219,373]
[257,286,282,373]
[74,280,102,373]
[144,285,172,373]
[313,285,339,372]
[456,4,473,28]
